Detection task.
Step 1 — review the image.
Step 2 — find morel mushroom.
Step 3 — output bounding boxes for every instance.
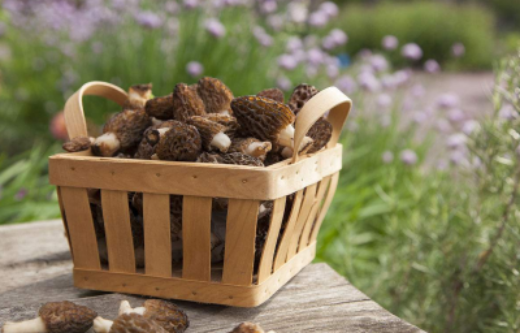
[257,88,284,103]
[200,113,240,137]
[197,152,264,167]
[197,77,234,115]
[172,83,206,122]
[288,83,319,115]
[2,301,97,333]
[124,83,153,110]
[229,322,274,333]
[229,137,272,161]
[118,300,189,333]
[154,121,202,161]
[134,120,177,159]
[231,96,312,151]
[93,313,167,333]
[188,116,232,152]
[92,109,151,157]
[145,94,174,120]
[307,117,333,153]
[62,136,94,152]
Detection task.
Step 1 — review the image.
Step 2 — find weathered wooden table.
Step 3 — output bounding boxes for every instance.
[0,220,424,332]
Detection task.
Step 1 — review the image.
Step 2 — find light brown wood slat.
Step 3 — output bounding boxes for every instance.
[143,193,171,277]
[101,190,136,273]
[182,196,213,281]
[299,177,331,250]
[257,197,287,284]
[59,187,100,270]
[309,173,340,243]
[273,189,304,271]
[287,184,318,260]
[56,186,73,259]
[222,199,260,286]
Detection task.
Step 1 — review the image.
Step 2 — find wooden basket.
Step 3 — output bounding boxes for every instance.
[49,81,352,307]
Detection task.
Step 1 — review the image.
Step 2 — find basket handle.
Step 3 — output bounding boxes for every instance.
[64,81,128,140]
[292,87,352,164]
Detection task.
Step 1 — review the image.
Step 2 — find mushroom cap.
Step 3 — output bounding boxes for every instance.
[62,137,92,152]
[142,300,189,333]
[38,301,97,333]
[145,94,174,120]
[172,83,206,122]
[221,152,265,167]
[197,77,234,115]
[110,313,168,333]
[200,113,240,137]
[104,109,151,151]
[229,322,265,333]
[257,88,284,103]
[196,152,224,164]
[188,116,229,152]
[155,121,202,161]
[263,150,284,166]
[134,121,178,159]
[288,83,319,115]
[306,117,333,153]
[230,96,295,143]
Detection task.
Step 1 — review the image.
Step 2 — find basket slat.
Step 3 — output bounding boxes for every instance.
[222,199,259,286]
[182,196,213,281]
[257,197,287,284]
[309,173,340,243]
[287,184,318,260]
[57,187,73,259]
[273,189,304,271]
[101,190,136,273]
[144,193,172,277]
[299,178,330,249]
[60,187,100,270]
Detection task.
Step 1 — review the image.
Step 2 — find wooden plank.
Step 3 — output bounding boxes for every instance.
[59,187,100,270]
[309,173,340,243]
[101,190,136,273]
[222,199,259,286]
[273,190,304,271]
[257,197,287,284]
[299,177,331,250]
[287,184,317,260]
[56,187,73,259]
[182,196,213,281]
[48,144,342,200]
[143,193,172,277]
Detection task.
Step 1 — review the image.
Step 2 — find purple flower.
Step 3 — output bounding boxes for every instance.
[392,69,411,86]
[382,35,398,50]
[446,133,467,149]
[462,120,480,135]
[276,76,292,91]
[322,37,336,50]
[447,108,465,123]
[370,55,388,72]
[14,188,28,201]
[134,11,162,29]
[186,61,203,77]
[410,84,425,97]
[329,29,348,46]
[260,0,277,13]
[400,149,418,165]
[320,2,339,17]
[253,26,273,47]
[165,1,179,14]
[287,2,308,24]
[499,104,517,120]
[424,59,440,73]
[358,72,381,92]
[437,94,460,109]
[377,94,392,108]
[401,43,423,60]
[278,54,298,70]
[308,11,328,27]
[307,48,326,66]
[286,36,303,53]
[183,0,200,9]
[205,18,226,38]
[413,112,427,124]
[335,75,357,94]
[382,151,394,163]
[358,48,373,59]
[436,119,451,133]
[452,42,465,57]
[450,150,467,166]
[326,62,339,79]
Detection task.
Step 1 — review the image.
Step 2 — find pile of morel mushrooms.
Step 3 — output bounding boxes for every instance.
[2,299,272,333]
[63,79,331,269]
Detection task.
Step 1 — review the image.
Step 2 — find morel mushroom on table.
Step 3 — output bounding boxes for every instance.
[94,313,167,333]
[118,299,189,333]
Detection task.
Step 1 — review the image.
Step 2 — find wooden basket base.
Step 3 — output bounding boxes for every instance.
[74,243,316,307]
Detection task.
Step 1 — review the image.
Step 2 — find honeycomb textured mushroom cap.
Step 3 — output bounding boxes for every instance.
[288,83,319,115]
[62,137,92,152]
[103,109,151,151]
[221,152,264,167]
[134,121,177,159]
[145,94,174,120]
[172,83,206,122]
[188,116,231,152]
[124,83,153,110]
[197,77,234,115]
[155,121,202,161]
[230,96,295,145]
[229,322,266,333]
[196,152,224,164]
[257,88,284,103]
[39,301,97,333]
[142,300,189,333]
[110,313,168,333]
[200,113,240,137]
[229,137,272,161]
[306,117,333,153]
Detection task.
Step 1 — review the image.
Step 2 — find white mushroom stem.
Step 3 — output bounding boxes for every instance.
[276,124,295,148]
[259,203,267,214]
[151,117,163,126]
[118,300,146,316]
[93,316,114,333]
[129,91,146,103]
[2,317,47,333]
[157,127,170,137]
[246,142,271,158]
[210,131,231,152]
[94,132,121,156]
[218,109,231,116]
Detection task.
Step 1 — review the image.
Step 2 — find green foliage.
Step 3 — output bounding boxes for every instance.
[336,2,495,69]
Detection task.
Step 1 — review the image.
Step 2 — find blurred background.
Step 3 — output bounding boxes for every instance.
[0,0,519,332]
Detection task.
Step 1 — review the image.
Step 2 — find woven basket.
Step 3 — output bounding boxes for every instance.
[49,81,351,307]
